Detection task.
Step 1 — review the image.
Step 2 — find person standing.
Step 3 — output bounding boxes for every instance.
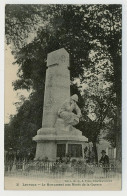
[99,150,109,174]
[99,150,109,165]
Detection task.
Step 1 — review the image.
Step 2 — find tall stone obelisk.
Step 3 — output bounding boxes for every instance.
[42,48,70,128]
[33,48,88,161]
[33,49,70,160]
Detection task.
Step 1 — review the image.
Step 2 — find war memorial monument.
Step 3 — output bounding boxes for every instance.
[33,48,88,161]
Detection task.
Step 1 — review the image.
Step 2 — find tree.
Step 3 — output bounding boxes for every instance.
[5,5,122,163]
[77,43,116,162]
[5,4,50,49]
[81,5,122,166]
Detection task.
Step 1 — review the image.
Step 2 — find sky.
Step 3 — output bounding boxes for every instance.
[5,45,30,124]
[4,26,37,124]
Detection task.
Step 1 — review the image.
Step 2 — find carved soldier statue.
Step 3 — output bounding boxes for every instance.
[58,94,81,126]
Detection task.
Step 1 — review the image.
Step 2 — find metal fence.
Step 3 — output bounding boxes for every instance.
[4,160,120,179]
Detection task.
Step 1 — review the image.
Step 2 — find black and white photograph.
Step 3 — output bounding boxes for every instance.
[3,2,122,190]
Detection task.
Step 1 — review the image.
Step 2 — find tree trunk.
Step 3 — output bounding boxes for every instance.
[113,56,122,172]
[108,43,122,172]
[92,141,98,163]
[116,103,122,172]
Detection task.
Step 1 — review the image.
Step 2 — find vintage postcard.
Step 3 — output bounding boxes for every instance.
[4,2,122,191]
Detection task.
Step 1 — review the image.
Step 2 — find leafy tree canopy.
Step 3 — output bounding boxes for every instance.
[5,5,122,160]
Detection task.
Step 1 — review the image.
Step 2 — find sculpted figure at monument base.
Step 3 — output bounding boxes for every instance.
[57,94,81,127]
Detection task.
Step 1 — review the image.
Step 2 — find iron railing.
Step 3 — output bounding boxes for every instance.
[4,160,120,179]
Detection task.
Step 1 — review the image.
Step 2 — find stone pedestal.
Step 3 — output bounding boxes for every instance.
[33,48,88,161]
[33,125,88,161]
